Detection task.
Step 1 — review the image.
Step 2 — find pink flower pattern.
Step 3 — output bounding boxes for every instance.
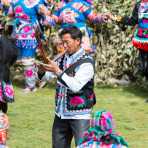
[15,6,23,13]
[4,85,14,97]
[21,34,27,38]
[138,28,143,37]
[70,96,85,107]
[31,33,35,38]
[14,5,34,39]
[23,26,31,33]
[25,69,33,77]
[0,82,14,102]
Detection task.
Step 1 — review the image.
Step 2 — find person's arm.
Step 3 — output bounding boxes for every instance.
[121,2,140,26]
[42,59,94,92]
[81,3,111,23]
[59,63,94,92]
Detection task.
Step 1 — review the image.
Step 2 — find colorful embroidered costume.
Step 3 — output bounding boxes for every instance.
[121,0,148,78]
[132,0,148,51]
[77,111,128,148]
[55,50,96,116]
[9,0,42,60]
[121,0,148,50]
[8,0,45,91]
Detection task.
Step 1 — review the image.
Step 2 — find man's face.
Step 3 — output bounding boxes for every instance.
[61,33,80,54]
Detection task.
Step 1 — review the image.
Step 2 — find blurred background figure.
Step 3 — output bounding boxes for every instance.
[119,0,148,79]
[0,35,18,148]
[38,33,65,88]
[0,36,18,113]
[7,0,50,93]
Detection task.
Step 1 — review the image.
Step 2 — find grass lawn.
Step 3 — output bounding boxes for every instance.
[7,83,148,148]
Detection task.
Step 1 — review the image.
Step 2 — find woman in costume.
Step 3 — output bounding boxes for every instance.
[8,0,48,92]
[120,0,148,78]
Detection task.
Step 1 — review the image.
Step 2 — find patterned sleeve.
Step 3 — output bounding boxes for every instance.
[121,2,140,26]
[82,3,92,17]
[76,2,104,23]
[81,2,104,23]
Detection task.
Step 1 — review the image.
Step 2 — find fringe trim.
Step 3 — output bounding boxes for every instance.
[132,39,148,52]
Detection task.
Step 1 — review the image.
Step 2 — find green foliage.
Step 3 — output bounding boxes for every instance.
[92,1,141,84]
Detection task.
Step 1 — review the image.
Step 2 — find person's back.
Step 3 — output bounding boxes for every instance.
[0,36,18,113]
[0,35,18,148]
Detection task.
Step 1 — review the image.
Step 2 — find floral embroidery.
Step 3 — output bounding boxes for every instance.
[25,69,33,77]
[31,33,35,38]
[70,96,85,107]
[23,26,31,33]
[0,81,15,103]
[15,6,23,14]
[24,0,40,8]
[60,8,78,23]
[4,85,14,98]
[88,93,95,100]
[73,3,89,13]
[138,28,143,37]
[21,34,27,38]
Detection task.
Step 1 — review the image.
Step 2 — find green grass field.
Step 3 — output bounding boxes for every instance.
[7,84,148,148]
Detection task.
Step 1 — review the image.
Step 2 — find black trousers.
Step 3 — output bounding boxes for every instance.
[52,115,90,148]
[0,102,8,113]
[139,50,148,78]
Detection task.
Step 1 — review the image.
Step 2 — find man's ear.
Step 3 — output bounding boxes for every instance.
[76,38,81,45]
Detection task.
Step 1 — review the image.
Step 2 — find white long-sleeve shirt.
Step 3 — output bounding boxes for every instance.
[45,48,94,119]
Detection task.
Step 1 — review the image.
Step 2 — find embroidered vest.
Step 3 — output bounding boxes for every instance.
[55,55,96,115]
[132,0,148,51]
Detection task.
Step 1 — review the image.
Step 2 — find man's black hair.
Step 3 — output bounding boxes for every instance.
[59,26,82,42]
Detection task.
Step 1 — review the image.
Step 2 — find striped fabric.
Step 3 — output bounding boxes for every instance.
[132,0,148,51]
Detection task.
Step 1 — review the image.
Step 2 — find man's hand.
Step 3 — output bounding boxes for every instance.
[102,13,113,23]
[41,60,62,76]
